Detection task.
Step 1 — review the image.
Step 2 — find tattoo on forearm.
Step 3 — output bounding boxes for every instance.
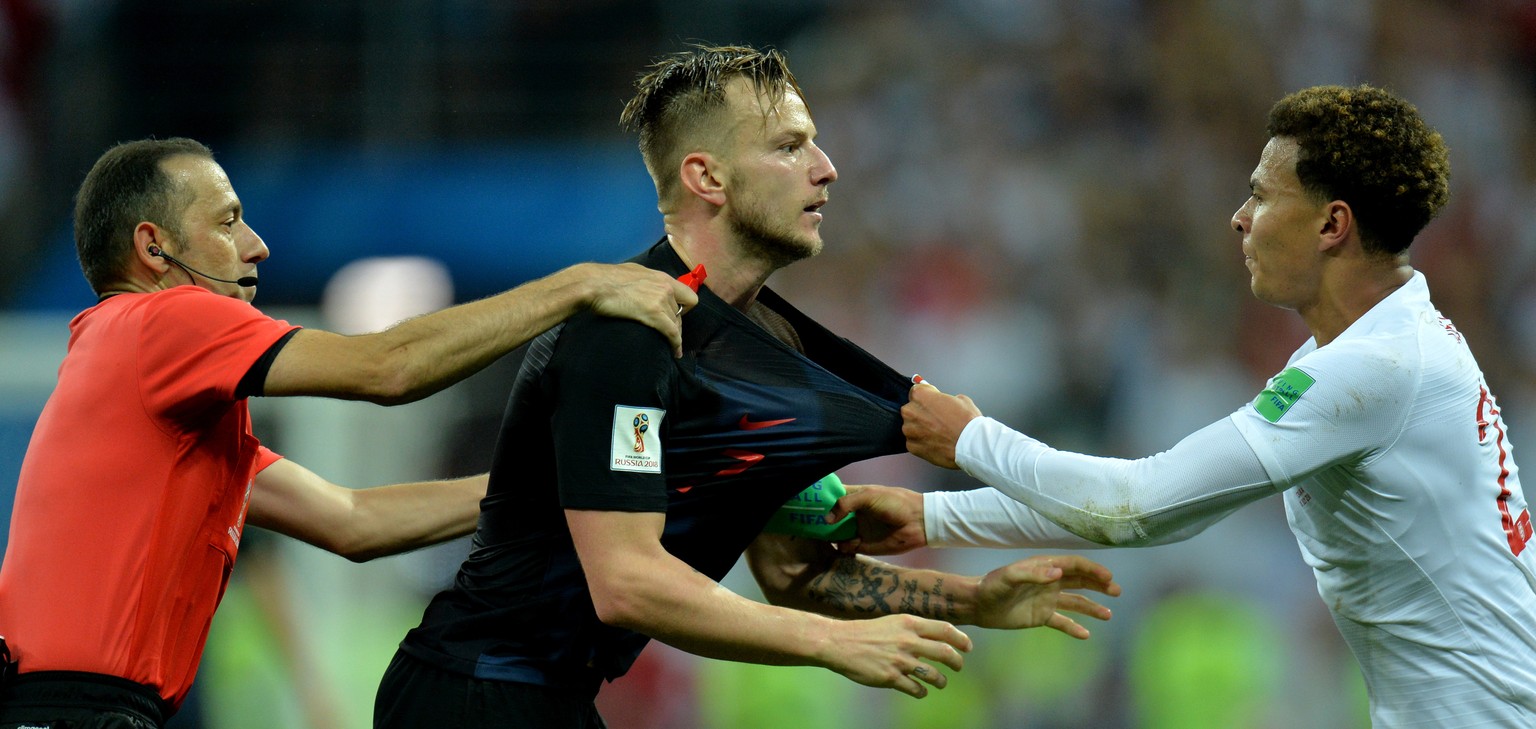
[910,579,956,620]
[897,576,960,620]
[807,557,957,619]
[806,557,897,614]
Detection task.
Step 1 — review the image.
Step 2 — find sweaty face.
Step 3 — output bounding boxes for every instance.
[721,81,838,268]
[159,156,268,302]
[1231,137,1327,311]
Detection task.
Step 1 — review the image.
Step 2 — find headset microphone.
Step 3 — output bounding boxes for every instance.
[148,245,259,287]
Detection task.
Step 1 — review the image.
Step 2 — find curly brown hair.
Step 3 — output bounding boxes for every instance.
[1266,84,1450,255]
[620,44,804,204]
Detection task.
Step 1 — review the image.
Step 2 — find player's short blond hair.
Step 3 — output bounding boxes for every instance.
[620,44,805,204]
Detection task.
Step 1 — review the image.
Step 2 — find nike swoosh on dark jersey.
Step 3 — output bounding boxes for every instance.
[715,449,764,476]
[738,415,797,430]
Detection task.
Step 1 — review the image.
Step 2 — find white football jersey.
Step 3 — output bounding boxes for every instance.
[935,272,1536,727]
[1230,272,1536,727]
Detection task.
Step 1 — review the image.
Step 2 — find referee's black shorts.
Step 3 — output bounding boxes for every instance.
[374,650,607,729]
[0,671,170,729]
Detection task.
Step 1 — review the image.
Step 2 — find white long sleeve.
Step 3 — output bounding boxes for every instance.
[927,415,1277,548]
[925,487,1108,549]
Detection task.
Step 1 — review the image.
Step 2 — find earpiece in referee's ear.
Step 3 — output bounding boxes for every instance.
[147,245,163,258]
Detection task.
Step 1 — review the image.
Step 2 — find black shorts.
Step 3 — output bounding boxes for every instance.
[374,650,607,729]
[0,672,170,729]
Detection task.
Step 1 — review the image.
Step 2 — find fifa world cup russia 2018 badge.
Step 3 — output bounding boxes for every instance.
[613,405,665,473]
[633,413,649,453]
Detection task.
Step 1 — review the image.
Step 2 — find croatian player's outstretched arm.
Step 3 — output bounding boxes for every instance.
[932,416,1274,547]
[565,508,969,699]
[746,532,1118,639]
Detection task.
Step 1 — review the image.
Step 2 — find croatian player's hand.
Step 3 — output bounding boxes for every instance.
[820,614,971,699]
[583,262,699,358]
[972,555,1121,638]
[902,383,982,469]
[826,484,926,556]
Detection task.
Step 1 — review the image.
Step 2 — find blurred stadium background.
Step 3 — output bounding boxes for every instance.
[5,1,1536,727]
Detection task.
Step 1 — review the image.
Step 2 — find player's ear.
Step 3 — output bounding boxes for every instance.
[1318,199,1353,253]
[679,151,727,208]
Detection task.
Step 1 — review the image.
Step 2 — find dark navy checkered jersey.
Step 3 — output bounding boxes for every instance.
[396,239,910,690]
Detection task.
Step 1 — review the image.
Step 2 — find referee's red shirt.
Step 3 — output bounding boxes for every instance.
[0,286,298,707]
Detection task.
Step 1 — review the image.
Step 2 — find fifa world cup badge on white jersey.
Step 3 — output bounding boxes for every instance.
[612,405,665,473]
[1253,367,1315,423]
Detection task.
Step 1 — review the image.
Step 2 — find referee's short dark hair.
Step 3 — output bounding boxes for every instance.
[74,137,214,294]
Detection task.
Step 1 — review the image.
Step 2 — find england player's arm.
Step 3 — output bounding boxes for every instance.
[744,531,1118,639]
[879,385,1279,550]
[831,384,1273,553]
[922,414,1273,549]
[874,350,1405,551]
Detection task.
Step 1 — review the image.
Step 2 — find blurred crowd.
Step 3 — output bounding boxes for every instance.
[5,1,1536,727]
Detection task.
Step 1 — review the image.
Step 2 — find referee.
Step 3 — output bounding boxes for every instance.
[0,137,696,728]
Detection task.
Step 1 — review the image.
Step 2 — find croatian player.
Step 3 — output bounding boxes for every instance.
[373,44,1120,729]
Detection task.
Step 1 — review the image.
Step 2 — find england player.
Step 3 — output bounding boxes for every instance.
[836,85,1536,727]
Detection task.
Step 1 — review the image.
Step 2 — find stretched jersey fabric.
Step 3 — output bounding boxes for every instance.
[931,272,1536,727]
[0,286,298,708]
[397,239,911,691]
